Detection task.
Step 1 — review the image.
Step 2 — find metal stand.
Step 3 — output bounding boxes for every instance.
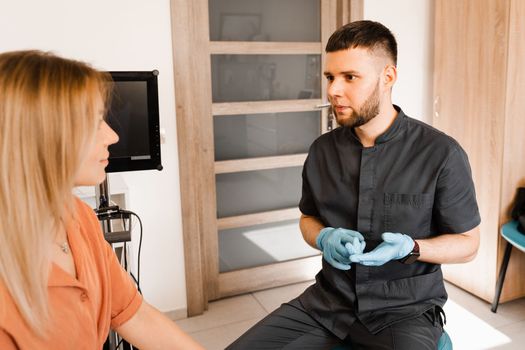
[97,177,133,350]
[96,178,110,209]
[96,178,112,232]
[96,178,131,244]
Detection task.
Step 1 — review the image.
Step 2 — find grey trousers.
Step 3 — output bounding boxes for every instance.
[226,298,443,350]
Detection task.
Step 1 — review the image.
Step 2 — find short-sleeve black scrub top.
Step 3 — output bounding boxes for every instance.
[298,106,480,338]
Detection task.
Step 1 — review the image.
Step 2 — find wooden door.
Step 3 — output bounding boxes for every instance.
[434,0,525,303]
[171,0,363,315]
[498,0,525,302]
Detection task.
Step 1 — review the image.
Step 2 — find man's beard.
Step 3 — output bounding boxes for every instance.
[336,80,381,128]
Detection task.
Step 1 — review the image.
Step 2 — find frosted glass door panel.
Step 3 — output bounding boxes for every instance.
[219,219,319,272]
[211,55,321,102]
[216,167,302,218]
[209,0,320,42]
[214,111,320,161]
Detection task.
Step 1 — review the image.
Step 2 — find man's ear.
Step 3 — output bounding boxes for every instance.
[382,64,397,88]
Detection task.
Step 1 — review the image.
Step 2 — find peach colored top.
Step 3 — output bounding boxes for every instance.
[0,197,143,349]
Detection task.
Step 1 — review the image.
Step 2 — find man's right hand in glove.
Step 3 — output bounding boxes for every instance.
[316,227,366,270]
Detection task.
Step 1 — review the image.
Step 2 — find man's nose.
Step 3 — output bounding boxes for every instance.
[327,78,343,98]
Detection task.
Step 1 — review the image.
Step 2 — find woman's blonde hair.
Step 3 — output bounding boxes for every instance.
[0,50,110,335]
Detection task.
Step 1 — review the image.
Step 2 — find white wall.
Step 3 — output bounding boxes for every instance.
[364,0,434,123]
[0,0,186,313]
[0,0,434,315]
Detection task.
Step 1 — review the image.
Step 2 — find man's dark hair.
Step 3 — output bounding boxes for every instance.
[326,20,397,65]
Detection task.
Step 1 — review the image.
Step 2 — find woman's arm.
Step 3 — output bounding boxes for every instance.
[115,301,204,350]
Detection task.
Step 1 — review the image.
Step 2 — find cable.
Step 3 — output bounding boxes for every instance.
[121,216,128,272]
[98,206,142,350]
[96,206,143,294]
[129,272,141,294]
[119,209,143,294]
[123,242,128,271]
[113,338,123,350]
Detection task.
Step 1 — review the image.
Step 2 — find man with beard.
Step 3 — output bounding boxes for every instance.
[227,20,480,350]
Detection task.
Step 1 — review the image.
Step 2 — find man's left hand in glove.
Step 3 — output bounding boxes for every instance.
[349,232,415,266]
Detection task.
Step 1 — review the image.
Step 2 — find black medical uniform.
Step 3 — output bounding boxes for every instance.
[227,106,480,350]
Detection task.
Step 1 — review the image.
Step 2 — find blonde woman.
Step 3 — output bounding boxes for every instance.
[0,50,203,350]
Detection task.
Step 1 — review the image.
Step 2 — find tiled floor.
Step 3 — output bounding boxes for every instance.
[176,280,525,350]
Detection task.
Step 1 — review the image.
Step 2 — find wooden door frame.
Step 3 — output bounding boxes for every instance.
[171,0,363,317]
[171,0,217,316]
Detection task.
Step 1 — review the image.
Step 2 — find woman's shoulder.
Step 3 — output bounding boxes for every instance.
[0,328,18,350]
[0,282,6,324]
[0,281,19,334]
[71,196,103,231]
[70,196,105,248]
[73,196,98,219]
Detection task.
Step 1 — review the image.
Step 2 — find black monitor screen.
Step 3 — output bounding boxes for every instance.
[105,71,162,173]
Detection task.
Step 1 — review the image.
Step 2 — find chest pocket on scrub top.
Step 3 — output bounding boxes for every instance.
[383,193,433,238]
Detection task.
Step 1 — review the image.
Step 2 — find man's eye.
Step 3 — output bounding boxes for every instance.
[325,75,334,82]
[346,74,355,81]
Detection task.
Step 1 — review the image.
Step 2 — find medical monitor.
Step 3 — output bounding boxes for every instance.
[105,71,163,173]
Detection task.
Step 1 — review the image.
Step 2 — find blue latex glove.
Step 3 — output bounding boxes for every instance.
[349,232,414,266]
[316,227,365,270]
[345,237,366,255]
